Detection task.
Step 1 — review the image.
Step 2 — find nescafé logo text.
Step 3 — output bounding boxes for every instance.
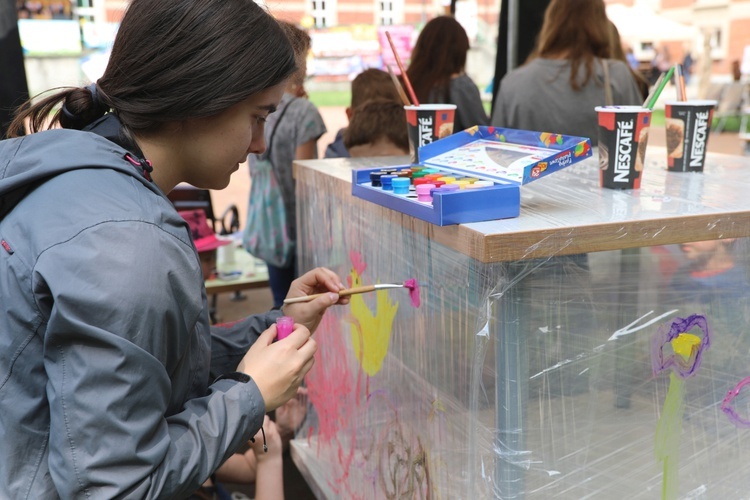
[614,119,634,183]
[690,111,709,168]
[418,117,433,146]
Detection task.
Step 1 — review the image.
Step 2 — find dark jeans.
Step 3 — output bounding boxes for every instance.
[267,257,297,308]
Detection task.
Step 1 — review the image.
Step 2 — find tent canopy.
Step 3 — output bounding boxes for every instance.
[607,4,698,42]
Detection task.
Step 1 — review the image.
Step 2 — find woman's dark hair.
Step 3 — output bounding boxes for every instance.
[529,0,611,91]
[406,16,470,105]
[9,0,297,138]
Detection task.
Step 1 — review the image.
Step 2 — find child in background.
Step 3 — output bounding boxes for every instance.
[325,68,402,158]
[667,239,750,309]
[245,21,327,308]
[180,209,230,280]
[180,214,286,500]
[663,239,750,411]
[344,98,409,158]
[192,416,283,500]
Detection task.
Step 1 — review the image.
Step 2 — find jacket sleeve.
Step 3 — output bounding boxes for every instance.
[209,309,284,380]
[37,220,265,498]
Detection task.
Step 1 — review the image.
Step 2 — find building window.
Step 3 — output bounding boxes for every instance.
[378,0,401,25]
[310,0,333,28]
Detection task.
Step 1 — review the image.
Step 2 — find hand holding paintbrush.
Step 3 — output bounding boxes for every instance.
[284,279,421,307]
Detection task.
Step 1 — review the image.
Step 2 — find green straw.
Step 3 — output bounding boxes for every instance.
[646,66,675,110]
[642,72,665,108]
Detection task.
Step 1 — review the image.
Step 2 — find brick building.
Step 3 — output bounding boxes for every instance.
[263,0,499,29]
[606,0,750,77]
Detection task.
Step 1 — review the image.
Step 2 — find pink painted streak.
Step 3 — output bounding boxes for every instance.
[403,278,421,308]
[305,315,359,485]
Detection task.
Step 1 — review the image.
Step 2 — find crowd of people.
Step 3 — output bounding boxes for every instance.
[1,0,734,498]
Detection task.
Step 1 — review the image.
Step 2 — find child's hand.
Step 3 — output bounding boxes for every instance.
[275,387,308,445]
[251,416,282,461]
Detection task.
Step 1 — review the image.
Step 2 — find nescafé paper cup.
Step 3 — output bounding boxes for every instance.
[404,104,456,164]
[596,105,652,189]
[664,100,717,172]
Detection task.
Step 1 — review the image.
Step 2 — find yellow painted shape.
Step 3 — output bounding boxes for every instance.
[349,270,399,376]
[671,333,701,362]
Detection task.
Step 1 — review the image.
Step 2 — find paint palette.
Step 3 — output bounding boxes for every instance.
[352,126,593,226]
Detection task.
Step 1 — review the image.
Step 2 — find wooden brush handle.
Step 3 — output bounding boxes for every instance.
[283,285,377,304]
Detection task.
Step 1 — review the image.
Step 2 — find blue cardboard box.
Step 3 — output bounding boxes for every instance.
[351,126,593,226]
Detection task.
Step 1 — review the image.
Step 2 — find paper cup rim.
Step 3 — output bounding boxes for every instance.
[595,105,652,113]
[663,100,718,106]
[404,104,457,111]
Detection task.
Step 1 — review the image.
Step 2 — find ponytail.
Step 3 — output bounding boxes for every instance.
[8,83,110,138]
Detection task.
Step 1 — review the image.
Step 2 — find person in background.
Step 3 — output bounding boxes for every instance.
[648,43,672,85]
[654,44,672,73]
[490,0,642,145]
[666,239,749,311]
[732,59,742,82]
[662,239,750,408]
[0,1,347,497]
[608,21,649,101]
[193,416,284,500]
[682,48,694,85]
[344,98,410,158]
[406,15,489,133]
[625,46,639,71]
[325,68,402,158]
[180,209,230,282]
[245,21,327,308]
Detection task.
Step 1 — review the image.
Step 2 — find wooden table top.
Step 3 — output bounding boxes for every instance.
[295,147,750,263]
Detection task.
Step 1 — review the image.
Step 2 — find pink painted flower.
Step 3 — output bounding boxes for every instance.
[651,314,710,379]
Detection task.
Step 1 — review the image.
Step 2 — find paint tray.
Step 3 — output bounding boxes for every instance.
[351,126,593,226]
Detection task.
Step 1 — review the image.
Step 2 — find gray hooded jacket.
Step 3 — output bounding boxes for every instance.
[0,121,280,498]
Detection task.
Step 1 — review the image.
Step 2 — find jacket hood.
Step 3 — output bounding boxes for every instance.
[0,115,159,219]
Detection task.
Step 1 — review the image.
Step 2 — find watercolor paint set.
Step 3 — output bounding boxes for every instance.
[351,126,593,226]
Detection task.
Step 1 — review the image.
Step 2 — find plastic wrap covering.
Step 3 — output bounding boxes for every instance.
[290,150,750,499]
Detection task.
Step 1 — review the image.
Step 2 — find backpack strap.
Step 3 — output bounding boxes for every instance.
[602,58,614,106]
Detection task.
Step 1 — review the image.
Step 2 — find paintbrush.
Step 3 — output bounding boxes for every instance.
[283,282,413,304]
[675,63,687,101]
[385,31,420,106]
[386,63,411,107]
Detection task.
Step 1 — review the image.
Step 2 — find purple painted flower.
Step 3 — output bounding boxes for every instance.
[651,314,710,379]
[721,376,750,429]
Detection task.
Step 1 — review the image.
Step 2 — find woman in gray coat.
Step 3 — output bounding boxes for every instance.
[0,0,346,497]
[491,0,643,145]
